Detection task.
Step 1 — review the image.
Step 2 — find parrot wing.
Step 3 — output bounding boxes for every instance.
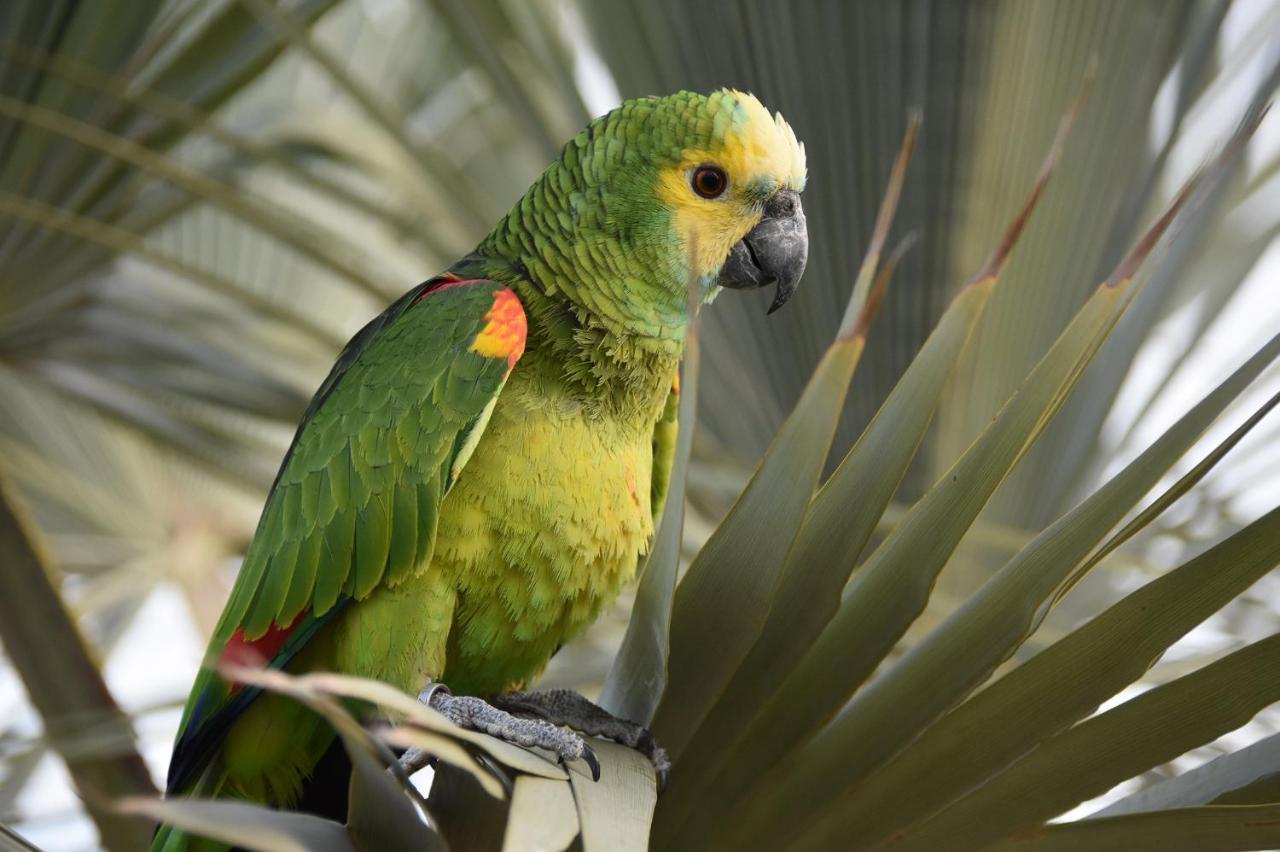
[166,273,526,793]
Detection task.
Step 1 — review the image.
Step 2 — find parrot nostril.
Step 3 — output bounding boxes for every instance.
[766,190,800,219]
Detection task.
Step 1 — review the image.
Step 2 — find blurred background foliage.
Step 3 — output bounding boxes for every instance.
[0,0,1277,848]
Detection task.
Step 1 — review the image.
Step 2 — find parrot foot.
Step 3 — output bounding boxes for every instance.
[417,683,601,781]
[491,689,670,791]
[398,747,435,778]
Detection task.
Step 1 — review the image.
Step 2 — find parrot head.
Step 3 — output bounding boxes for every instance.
[639,88,809,314]
[480,89,808,338]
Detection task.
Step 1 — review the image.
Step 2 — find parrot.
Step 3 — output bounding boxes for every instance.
[153,88,807,849]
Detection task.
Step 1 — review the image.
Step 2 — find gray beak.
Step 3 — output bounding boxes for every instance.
[716,189,808,313]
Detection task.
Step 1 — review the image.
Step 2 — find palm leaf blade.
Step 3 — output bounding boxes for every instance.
[895,630,1280,851]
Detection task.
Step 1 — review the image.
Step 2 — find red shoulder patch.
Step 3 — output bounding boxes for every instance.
[469,288,527,372]
[219,611,305,687]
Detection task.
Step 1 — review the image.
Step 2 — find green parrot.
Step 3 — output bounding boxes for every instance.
[154,88,807,849]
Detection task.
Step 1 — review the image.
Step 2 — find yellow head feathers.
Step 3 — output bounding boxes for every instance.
[652,89,807,278]
[720,89,807,192]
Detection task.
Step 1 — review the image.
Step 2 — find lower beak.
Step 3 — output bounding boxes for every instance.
[716,189,808,313]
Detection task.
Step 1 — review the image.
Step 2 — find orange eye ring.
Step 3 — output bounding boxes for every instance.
[691,165,728,199]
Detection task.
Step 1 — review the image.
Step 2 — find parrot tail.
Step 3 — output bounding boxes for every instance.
[149,823,231,852]
[146,762,234,852]
[147,738,352,852]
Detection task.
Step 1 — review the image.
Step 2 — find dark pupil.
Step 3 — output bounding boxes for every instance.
[696,168,724,196]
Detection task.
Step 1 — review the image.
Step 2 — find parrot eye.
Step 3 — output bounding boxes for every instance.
[691,165,728,199]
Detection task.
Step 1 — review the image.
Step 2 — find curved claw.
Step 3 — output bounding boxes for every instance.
[493,688,670,789]
[635,729,669,793]
[579,742,601,782]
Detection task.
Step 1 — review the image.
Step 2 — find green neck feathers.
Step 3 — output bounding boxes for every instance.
[468,95,727,418]
[454,248,677,422]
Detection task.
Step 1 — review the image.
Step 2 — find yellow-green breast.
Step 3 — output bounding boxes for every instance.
[433,364,658,695]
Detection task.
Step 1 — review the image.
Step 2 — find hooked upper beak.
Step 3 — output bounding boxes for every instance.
[716,189,808,313]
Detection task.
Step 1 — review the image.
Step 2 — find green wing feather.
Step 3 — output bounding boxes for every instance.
[167,277,524,793]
